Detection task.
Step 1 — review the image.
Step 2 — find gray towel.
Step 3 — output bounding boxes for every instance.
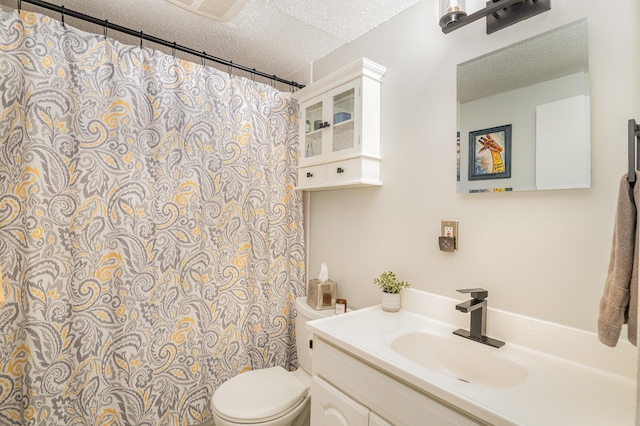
[598,172,639,347]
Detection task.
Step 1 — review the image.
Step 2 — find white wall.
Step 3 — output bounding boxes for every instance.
[305,0,638,334]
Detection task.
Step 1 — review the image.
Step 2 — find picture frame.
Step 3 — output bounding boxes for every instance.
[469,124,512,180]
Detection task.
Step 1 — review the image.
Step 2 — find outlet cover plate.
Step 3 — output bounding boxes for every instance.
[441,220,458,250]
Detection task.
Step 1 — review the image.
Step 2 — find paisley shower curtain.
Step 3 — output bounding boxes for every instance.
[0,9,304,426]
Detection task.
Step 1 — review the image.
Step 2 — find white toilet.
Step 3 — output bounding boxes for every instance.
[211,297,336,426]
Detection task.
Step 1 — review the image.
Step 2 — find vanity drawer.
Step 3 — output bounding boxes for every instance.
[297,164,326,188]
[313,338,482,426]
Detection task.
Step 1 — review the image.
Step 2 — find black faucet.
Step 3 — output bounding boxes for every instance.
[453,288,504,348]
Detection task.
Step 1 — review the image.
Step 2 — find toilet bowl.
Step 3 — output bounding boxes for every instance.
[211,297,338,426]
[211,366,311,426]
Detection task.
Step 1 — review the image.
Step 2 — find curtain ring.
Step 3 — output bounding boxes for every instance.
[140,31,143,48]
[201,52,206,67]
[17,0,21,12]
[228,61,233,76]
[172,42,176,58]
[251,68,256,82]
[61,5,65,27]
[103,20,108,38]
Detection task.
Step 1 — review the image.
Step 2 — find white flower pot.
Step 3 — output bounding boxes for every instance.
[381,292,401,312]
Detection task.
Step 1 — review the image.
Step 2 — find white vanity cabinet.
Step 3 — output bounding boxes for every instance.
[311,376,394,426]
[293,58,386,191]
[368,413,393,426]
[311,377,369,426]
[310,337,482,426]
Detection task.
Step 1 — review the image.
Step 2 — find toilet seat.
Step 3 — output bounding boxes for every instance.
[212,366,308,424]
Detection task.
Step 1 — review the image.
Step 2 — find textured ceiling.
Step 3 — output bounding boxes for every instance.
[0,0,421,85]
[458,18,589,104]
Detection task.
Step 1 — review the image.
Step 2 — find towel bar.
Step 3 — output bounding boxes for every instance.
[629,119,640,184]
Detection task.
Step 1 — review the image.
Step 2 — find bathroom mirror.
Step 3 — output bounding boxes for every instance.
[457,19,590,193]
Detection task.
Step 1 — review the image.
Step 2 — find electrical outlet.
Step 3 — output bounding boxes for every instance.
[441,220,458,251]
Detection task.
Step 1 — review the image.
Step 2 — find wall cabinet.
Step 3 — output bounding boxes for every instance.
[293,58,386,191]
[311,337,482,426]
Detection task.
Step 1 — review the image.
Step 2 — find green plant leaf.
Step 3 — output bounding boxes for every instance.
[373,270,410,294]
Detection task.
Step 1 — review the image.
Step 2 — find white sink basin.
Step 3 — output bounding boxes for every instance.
[390,331,528,389]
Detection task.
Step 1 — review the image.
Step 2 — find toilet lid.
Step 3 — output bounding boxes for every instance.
[212,366,307,423]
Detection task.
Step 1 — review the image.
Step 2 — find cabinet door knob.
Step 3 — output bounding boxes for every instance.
[306,172,314,178]
[336,167,344,174]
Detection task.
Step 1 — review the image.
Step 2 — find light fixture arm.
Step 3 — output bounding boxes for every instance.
[441,0,551,34]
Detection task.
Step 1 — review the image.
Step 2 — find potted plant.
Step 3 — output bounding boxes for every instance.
[373,271,410,312]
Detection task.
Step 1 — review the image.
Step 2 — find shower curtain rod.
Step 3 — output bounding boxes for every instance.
[17,0,305,90]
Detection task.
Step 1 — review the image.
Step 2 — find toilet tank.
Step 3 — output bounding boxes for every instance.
[295,297,336,373]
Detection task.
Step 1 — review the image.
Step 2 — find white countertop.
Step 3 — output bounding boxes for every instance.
[306,292,636,426]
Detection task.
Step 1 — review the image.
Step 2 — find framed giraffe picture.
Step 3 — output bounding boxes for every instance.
[468,124,512,180]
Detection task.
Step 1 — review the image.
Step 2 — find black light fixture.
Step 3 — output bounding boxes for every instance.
[439,0,551,34]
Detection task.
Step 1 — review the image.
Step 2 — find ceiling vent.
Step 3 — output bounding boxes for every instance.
[164,0,248,22]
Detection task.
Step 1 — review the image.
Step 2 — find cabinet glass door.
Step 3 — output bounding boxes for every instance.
[331,86,356,154]
[304,101,323,161]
